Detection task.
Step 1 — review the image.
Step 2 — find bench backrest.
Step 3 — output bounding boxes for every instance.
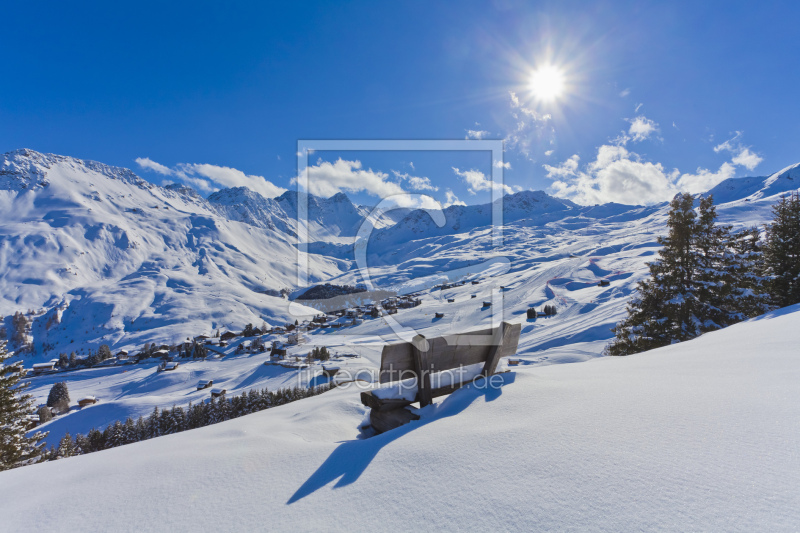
[378,321,521,406]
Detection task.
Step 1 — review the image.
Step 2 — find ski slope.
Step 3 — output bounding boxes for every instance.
[3,304,799,532]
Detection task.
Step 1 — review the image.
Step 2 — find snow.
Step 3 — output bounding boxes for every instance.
[2,304,800,531]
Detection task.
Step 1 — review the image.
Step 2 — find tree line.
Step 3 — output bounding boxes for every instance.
[46,383,332,461]
[606,192,800,355]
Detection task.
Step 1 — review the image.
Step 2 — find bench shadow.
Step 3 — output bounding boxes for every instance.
[286,372,516,504]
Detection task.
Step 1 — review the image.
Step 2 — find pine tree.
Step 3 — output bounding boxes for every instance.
[57,432,77,459]
[87,428,105,452]
[146,406,160,438]
[97,344,112,361]
[763,193,800,307]
[0,341,48,470]
[123,418,137,444]
[606,193,700,355]
[725,227,772,318]
[135,416,148,441]
[37,405,53,423]
[693,195,740,331]
[74,433,90,455]
[106,421,124,447]
[47,382,71,413]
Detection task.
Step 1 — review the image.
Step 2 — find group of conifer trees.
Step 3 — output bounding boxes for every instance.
[46,383,332,461]
[606,192,800,355]
[0,341,47,471]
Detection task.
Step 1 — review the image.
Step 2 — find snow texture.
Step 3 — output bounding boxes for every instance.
[2,304,799,531]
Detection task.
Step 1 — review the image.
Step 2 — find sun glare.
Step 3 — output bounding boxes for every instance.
[529,65,565,102]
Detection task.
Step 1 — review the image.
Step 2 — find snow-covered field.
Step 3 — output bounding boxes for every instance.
[3,303,799,531]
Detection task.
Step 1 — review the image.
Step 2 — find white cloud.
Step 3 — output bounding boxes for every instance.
[627,116,660,142]
[714,132,763,171]
[635,103,643,113]
[493,160,511,169]
[409,161,415,170]
[619,88,631,97]
[293,158,405,199]
[544,150,554,157]
[136,157,287,198]
[732,148,763,170]
[392,170,439,192]
[181,163,287,198]
[466,129,491,140]
[452,167,513,195]
[135,157,173,176]
[546,146,678,206]
[545,129,764,205]
[676,162,736,194]
[444,189,466,207]
[543,154,580,178]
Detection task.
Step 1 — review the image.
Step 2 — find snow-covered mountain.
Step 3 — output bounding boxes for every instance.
[706,161,800,204]
[1,148,799,365]
[0,149,342,356]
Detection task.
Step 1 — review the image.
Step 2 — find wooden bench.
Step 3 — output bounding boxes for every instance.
[361,321,521,433]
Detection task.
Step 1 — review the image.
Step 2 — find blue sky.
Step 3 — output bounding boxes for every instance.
[1,1,798,206]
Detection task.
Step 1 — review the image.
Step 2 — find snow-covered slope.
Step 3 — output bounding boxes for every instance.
[3,304,799,532]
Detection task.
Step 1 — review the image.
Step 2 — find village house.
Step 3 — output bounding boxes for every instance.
[32,360,58,374]
[78,396,98,408]
[220,331,238,342]
[271,341,287,357]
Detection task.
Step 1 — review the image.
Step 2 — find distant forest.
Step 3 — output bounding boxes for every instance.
[296,283,366,300]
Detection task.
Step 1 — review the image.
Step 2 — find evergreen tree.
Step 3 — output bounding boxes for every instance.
[692,195,739,331]
[11,312,29,346]
[46,382,71,413]
[97,344,112,361]
[123,417,137,444]
[763,193,800,307]
[87,428,105,452]
[106,421,124,447]
[0,342,48,470]
[606,193,699,355]
[192,342,207,360]
[74,433,90,455]
[37,405,53,423]
[146,406,160,439]
[57,432,77,459]
[725,227,772,318]
[135,416,148,441]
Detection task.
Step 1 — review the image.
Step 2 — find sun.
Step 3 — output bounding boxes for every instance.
[529,64,565,102]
